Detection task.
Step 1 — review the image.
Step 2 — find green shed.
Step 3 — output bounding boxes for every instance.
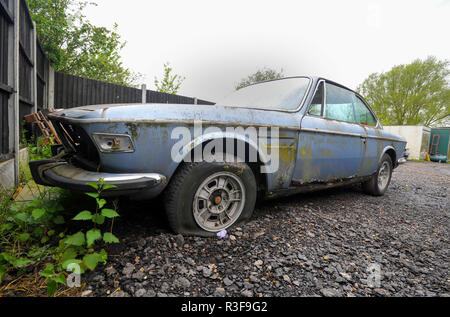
[429,128,450,163]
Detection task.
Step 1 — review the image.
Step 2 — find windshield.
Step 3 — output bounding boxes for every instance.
[218,77,311,111]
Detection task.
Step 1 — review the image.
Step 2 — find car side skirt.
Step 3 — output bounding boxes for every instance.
[266,175,372,200]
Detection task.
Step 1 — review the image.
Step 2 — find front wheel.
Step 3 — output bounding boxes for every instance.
[362,154,393,196]
[163,159,257,236]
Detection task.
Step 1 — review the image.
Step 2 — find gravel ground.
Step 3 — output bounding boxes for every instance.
[83,162,449,297]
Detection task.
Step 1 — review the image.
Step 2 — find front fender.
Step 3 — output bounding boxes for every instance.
[175,130,271,164]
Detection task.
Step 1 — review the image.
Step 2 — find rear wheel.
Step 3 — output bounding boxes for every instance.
[362,154,393,196]
[164,159,257,236]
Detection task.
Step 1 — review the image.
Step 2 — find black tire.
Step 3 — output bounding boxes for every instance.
[362,153,393,196]
[163,158,257,236]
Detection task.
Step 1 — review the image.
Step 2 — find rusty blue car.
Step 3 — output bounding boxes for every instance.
[30,77,407,236]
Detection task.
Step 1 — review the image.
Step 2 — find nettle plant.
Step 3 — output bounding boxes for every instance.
[0,178,120,297]
[0,187,65,284]
[43,178,120,295]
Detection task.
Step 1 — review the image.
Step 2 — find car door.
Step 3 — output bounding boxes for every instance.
[352,95,381,176]
[292,81,367,185]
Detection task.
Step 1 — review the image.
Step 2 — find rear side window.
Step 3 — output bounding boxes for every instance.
[309,82,324,116]
[354,96,377,126]
[325,84,356,123]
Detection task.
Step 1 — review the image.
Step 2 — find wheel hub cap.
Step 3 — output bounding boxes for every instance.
[193,172,246,232]
[214,195,223,205]
[378,161,391,190]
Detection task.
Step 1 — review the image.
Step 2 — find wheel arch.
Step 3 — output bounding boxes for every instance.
[168,131,270,195]
[381,146,397,168]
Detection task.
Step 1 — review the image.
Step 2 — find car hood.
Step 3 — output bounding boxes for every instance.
[49,103,301,129]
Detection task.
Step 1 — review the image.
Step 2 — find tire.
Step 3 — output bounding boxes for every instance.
[362,153,393,196]
[163,158,257,236]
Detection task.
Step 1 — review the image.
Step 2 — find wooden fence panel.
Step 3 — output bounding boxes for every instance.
[55,73,212,108]
[0,0,12,158]
[36,41,48,110]
[146,90,214,105]
[17,0,35,139]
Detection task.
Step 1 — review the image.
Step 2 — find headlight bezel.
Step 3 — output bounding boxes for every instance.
[92,133,136,153]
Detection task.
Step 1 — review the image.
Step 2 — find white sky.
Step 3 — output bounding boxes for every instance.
[84,0,450,102]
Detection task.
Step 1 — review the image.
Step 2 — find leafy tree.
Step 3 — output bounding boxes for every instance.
[27,0,141,86]
[235,67,284,90]
[357,56,450,127]
[154,62,185,95]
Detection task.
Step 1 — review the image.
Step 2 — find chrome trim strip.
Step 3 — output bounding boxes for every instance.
[301,128,362,138]
[47,116,303,131]
[301,127,401,142]
[367,135,401,142]
[48,163,165,183]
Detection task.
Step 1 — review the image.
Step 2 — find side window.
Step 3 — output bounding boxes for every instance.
[354,96,377,126]
[325,84,356,123]
[309,82,324,116]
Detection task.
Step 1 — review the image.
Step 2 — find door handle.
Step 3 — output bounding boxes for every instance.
[360,135,367,144]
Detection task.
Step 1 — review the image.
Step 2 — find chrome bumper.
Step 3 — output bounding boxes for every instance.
[30,159,167,195]
[397,157,407,165]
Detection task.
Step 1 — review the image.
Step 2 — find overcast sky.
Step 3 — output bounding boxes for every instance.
[84,0,450,102]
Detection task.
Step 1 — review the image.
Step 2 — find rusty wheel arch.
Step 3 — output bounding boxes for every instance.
[383,147,397,168]
[172,138,268,196]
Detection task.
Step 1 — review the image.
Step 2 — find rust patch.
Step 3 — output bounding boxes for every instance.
[101,108,109,118]
[125,123,139,141]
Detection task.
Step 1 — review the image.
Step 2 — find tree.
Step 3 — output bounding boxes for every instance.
[27,0,141,86]
[357,56,450,127]
[154,62,185,95]
[235,67,284,90]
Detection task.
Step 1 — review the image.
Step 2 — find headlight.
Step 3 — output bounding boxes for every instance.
[92,133,135,153]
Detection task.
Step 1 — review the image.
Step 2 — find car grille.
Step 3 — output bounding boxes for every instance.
[52,120,100,171]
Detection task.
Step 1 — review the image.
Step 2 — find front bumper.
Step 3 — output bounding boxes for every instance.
[397,149,410,165]
[30,159,167,198]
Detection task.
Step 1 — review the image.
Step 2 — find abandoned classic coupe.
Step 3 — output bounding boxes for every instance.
[30,77,407,235]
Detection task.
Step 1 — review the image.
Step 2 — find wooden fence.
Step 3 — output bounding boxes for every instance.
[0,0,14,162]
[1,0,45,163]
[53,72,214,109]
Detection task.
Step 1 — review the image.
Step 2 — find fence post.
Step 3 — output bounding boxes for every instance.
[141,84,147,104]
[194,98,198,105]
[48,66,55,110]
[12,0,20,187]
[32,22,37,113]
